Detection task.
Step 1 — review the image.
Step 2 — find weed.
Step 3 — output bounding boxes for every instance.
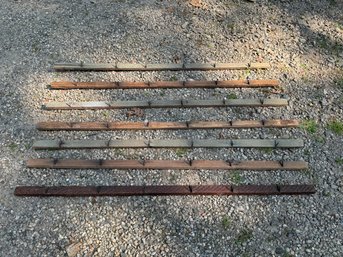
[227,93,237,99]
[8,143,17,152]
[169,173,177,183]
[114,149,123,156]
[230,171,242,184]
[335,77,343,91]
[328,120,343,135]
[314,135,325,144]
[301,120,317,134]
[31,42,40,53]
[227,23,235,32]
[335,158,343,165]
[222,216,231,229]
[323,191,331,197]
[282,253,295,257]
[300,63,308,70]
[304,149,310,156]
[328,0,337,6]
[175,148,187,157]
[169,76,178,81]
[260,147,273,154]
[235,229,253,244]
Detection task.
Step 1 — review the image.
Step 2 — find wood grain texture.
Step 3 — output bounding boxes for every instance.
[14,184,315,196]
[53,62,270,71]
[26,159,308,170]
[42,98,288,110]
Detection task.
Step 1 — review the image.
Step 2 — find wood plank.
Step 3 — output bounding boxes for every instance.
[263,119,300,128]
[43,98,287,110]
[26,159,308,170]
[49,79,278,89]
[231,120,263,128]
[53,62,270,71]
[188,121,232,129]
[148,122,188,129]
[149,81,183,88]
[32,139,303,150]
[118,81,148,88]
[36,119,300,131]
[183,80,217,87]
[14,184,316,196]
[215,63,248,69]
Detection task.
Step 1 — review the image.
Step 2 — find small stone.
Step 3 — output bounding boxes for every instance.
[275,247,284,254]
[66,242,81,257]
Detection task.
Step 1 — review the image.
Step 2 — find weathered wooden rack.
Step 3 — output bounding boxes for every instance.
[36,119,299,131]
[43,98,288,110]
[32,139,304,150]
[53,62,270,71]
[15,184,316,197]
[27,159,308,170]
[49,79,278,89]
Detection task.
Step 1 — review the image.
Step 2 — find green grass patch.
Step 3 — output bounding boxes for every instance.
[222,216,231,229]
[230,171,242,184]
[8,143,18,152]
[227,93,238,99]
[301,120,317,134]
[260,147,273,154]
[335,158,343,165]
[335,76,343,91]
[328,120,343,135]
[175,148,188,157]
[235,229,253,244]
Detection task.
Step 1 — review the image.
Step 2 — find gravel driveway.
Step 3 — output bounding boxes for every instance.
[0,0,342,256]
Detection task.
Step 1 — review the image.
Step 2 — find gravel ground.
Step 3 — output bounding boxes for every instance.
[0,0,342,256]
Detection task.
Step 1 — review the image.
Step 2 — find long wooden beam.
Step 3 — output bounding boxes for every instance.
[32,139,304,150]
[14,184,316,196]
[49,79,278,89]
[42,98,288,110]
[53,62,270,72]
[36,120,299,131]
[26,159,308,170]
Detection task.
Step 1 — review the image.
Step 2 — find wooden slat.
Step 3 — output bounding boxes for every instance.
[14,184,315,197]
[26,159,308,170]
[50,79,278,89]
[53,62,270,71]
[36,119,300,131]
[42,98,287,110]
[32,139,304,150]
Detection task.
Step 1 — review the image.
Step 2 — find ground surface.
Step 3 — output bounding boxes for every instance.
[0,0,342,256]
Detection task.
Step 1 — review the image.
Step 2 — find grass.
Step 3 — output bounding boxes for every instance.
[221,216,231,229]
[282,253,295,257]
[8,143,18,152]
[235,229,253,244]
[260,147,273,154]
[327,120,343,135]
[301,120,317,134]
[335,77,343,91]
[335,158,343,165]
[230,171,242,184]
[313,135,325,144]
[304,149,310,156]
[227,93,238,99]
[169,75,177,81]
[175,148,188,157]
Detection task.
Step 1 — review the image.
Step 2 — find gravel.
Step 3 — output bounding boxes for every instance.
[0,0,342,256]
